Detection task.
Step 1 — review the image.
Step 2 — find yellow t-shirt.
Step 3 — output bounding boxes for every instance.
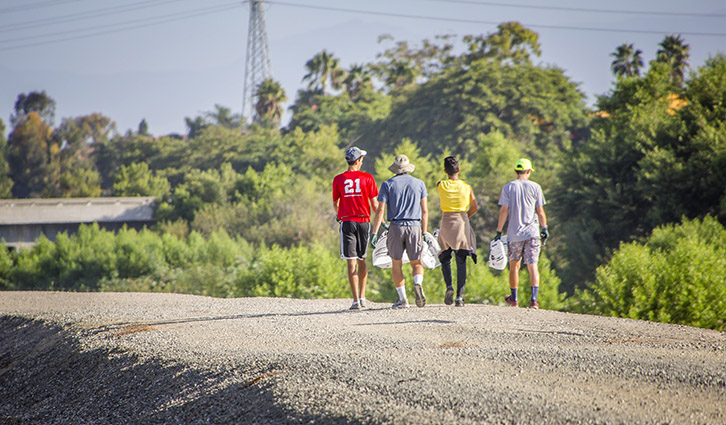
[437,179,472,212]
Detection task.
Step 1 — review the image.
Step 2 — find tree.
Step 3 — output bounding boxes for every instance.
[656,34,690,86]
[0,119,13,198]
[11,91,56,126]
[463,22,541,65]
[206,104,242,129]
[59,167,102,198]
[55,114,115,160]
[255,78,287,123]
[185,116,208,139]
[366,46,587,161]
[113,162,170,199]
[342,64,373,99]
[553,55,726,290]
[610,43,644,78]
[371,34,454,90]
[138,119,150,136]
[302,50,345,95]
[7,112,56,198]
[570,216,726,331]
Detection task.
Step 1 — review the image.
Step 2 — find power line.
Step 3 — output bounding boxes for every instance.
[266,1,726,37]
[0,0,87,14]
[426,0,726,19]
[0,0,190,34]
[0,2,243,51]
[2,0,725,52]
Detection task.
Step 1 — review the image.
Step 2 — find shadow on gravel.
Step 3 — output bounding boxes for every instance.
[0,316,369,425]
[512,328,587,337]
[86,309,375,335]
[355,319,455,326]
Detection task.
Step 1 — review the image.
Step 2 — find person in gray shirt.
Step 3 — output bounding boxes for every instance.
[494,158,549,309]
[371,155,429,309]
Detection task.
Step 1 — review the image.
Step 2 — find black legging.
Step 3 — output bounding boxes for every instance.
[439,248,469,297]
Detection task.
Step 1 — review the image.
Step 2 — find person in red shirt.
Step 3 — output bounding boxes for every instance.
[332,147,379,310]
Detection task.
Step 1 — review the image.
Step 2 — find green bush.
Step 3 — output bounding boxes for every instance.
[0,242,15,290]
[568,216,726,330]
[233,243,349,299]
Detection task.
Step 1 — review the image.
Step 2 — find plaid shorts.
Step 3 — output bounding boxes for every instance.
[508,238,541,264]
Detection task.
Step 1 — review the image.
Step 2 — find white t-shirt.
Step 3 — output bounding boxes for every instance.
[498,179,546,243]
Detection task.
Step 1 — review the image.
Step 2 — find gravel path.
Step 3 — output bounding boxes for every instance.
[1,291,725,424]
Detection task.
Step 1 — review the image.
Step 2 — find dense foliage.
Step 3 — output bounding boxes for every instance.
[1,24,724,329]
[553,55,726,289]
[569,217,726,331]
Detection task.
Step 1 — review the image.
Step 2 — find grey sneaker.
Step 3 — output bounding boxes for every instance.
[349,301,361,310]
[444,287,454,305]
[413,284,426,307]
[392,298,409,309]
[359,298,366,308]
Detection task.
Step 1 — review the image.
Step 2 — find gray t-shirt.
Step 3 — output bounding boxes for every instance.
[378,174,427,226]
[498,179,546,242]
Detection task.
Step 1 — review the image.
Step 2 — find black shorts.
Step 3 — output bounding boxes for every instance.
[339,221,370,260]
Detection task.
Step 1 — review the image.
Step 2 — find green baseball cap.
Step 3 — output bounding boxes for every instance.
[514,158,534,172]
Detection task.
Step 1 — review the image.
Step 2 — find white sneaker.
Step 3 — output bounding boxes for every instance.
[349,301,361,310]
[359,299,366,308]
[392,298,409,309]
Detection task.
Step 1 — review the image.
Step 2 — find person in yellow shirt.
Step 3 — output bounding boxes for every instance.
[436,156,478,306]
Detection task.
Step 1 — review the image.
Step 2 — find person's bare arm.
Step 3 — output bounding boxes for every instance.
[468,193,478,218]
[372,202,385,235]
[420,197,428,234]
[497,206,509,233]
[370,197,379,220]
[536,205,547,228]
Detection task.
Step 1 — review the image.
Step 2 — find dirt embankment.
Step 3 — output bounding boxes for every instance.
[1,292,725,424]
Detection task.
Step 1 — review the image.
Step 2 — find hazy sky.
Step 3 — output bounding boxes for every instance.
[1,0,725,137]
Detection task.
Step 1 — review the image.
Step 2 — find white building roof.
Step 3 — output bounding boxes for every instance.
[0,197,156,225]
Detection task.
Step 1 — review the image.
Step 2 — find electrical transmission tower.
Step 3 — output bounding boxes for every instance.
[242,0,272,123]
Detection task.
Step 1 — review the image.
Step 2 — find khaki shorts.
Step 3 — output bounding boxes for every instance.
[387,224,423,261]
[508,238,541,264]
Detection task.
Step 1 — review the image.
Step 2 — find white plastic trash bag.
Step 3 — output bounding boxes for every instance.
[372,231,394,268]
[488,235,508,270]
[372,231,440,269]
[423,231,442,269]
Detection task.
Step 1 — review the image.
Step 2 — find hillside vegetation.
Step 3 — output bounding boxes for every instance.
[1,24,724,330]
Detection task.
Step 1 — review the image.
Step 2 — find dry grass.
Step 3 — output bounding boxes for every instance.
[113,324,158,337]
[434,340,473,349]
[243,371,284,388]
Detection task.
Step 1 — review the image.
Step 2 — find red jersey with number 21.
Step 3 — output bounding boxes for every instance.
[332,170,379,222]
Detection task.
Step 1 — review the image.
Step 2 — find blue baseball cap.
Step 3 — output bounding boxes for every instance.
[345,147,367,162]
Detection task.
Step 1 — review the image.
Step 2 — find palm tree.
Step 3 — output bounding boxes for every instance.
[385,60,417,88]
[206,105,242,129]
[656,34,690,86]
[302,50,345,95]
[255,78,287,122]
[185,116,207,139]
[343,64,372,99]
[610,43,644,78]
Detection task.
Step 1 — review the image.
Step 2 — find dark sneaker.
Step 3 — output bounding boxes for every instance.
[392,298,409,309]
[504,295,518,307]
[445,287,454,305]
[413,284,426,307]
[455,298,464,307]
[349,302,361,310]
[529,301,539,310]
